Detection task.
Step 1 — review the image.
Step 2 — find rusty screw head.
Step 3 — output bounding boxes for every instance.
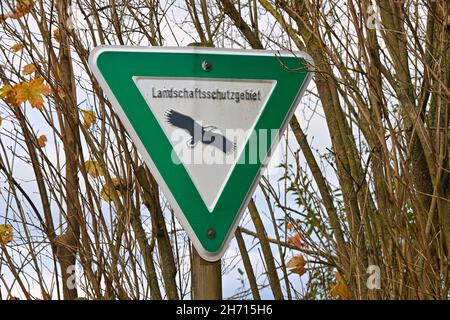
[202,60,212,72]
[207,228,216,240]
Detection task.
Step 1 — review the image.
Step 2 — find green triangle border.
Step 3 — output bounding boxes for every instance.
[89,47,312,261]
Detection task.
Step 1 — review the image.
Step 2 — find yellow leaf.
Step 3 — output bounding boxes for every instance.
[37,135,47,148]
[0,115,3,127]
[0,85,14,98]
[0,224,13,244]
[330,272,349,299]
[85,160,105,178]
[11,43,24,52]
[53,29,60,42]
[100,188,111,202]
[286,255,306,276]
[9,0,35,19]
[101,178,127,202]
[81,109,96,129]
[0,14,8,23]
[15,77,52,110]
[0,85,19,106]
[23,63,37,75]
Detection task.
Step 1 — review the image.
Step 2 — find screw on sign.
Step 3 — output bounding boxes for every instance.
[202,60,212,72]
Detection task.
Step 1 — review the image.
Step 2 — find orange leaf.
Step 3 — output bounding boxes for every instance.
[288,233,304,249]
[9,0,35,19]
[11,43,24,52]
[15,77,52,109]
[286,255,306,276]
[330,272,349,299]
[23,63,37,75]
[42,292,51,300]
[37,135,47,148]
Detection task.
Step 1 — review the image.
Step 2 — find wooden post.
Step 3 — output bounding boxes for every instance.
[191,248,222,300]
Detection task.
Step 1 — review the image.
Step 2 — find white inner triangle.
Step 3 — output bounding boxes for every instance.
[134,77,276,212]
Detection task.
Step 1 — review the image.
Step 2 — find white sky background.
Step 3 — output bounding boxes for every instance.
[0,0,336,300]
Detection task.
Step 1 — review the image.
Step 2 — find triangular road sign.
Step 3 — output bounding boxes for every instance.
[89,47,312,261]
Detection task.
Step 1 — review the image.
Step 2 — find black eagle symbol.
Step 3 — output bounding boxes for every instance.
[164,109,236,154]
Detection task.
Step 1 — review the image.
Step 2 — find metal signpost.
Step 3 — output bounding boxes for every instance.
[89,46,312,299]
